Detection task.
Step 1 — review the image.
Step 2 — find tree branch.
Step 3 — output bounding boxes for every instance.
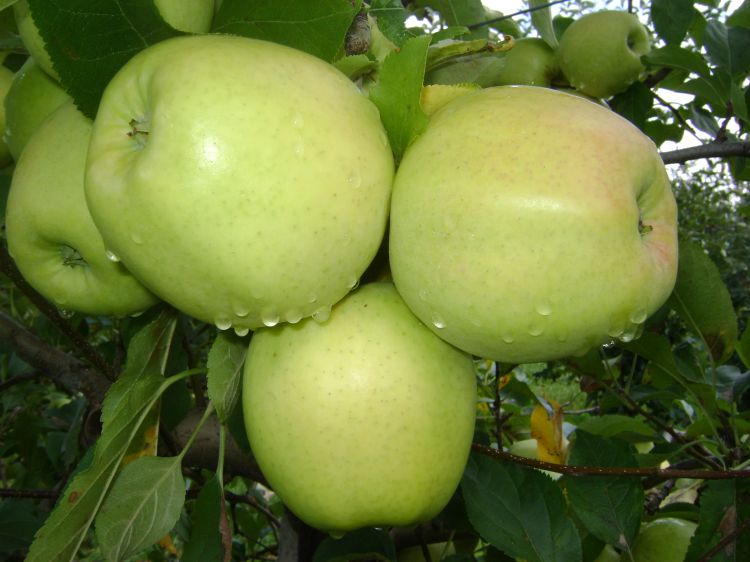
[661,141,750,165]
[473,444,750,480]
[0,311,109,407]
[697,517,750,562]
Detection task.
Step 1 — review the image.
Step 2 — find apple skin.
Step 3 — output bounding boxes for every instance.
[4,57,71,161]
[389,86,677,363]
[14,0,214,81]
[557,11,651,99]
[85,35,393,332]
[631,518,697,562]
[592,544,621,562]
[5,102,158,315]
[243,283,477,534]
[0,53,14,167]
[496,38,559,87]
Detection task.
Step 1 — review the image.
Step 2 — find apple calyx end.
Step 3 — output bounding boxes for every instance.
[59,244,88,269]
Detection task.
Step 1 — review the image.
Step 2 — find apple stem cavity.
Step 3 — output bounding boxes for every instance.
[638,220,654,236]
[59,244,87,268]
[127,117,150,148]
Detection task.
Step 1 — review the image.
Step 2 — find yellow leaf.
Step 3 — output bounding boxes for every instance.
[530,399,567,464]
[157,534,178,556]
[121,424,159,466]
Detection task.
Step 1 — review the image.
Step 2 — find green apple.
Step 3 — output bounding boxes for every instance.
[5,101,158,315]
[397,542,455,562]
[0,52,13,167]
[14,0,215,81]
[592,544,621,562]
[631,518,697,562]
[496,38,559,87]
[85,35,393,333]
[243,283,477,534]
[508,438,562,480]
[557,11,650,99]
[389,86,678,363]
[4,57,71,161]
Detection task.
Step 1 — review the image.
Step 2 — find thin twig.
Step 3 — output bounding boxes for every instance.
[661,141,750,164]
[0,370,41,392]
[697,517,750,562]
[467,0,568,30]
[473,444,750,479]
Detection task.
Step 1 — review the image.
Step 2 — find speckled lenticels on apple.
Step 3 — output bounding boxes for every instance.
[84,35,394,333]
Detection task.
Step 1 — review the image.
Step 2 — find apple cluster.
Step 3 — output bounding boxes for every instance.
[1,3,678,536]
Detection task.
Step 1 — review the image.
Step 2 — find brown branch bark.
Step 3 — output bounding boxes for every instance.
[473,444,750,480]
[697,517,750,562]
[0,311,109,407]
[661,141,750,165]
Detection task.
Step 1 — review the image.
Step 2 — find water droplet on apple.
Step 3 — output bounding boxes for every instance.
[261,310,280,327]
[294,137,305,156]
[418,288,430,301]
[308,293,318,304]
[347,172,362,189]
[312,305,332,323]
[233,326,250,337]
[528,320,544,337]
[292,112,304,128]
[54,295,68,306]
[431,311,446,329]
[233,305,250,318]
[379,129,389,147]
[502,333,514,344]
[556,331,568,343]
[347,275,359,290]
[607,325,625,338]
[59,309,74,319]
[535,299,552,316]
[286,309,303,324]
[215,318,232,331]
[130,232,143,245]
[105,249,120,262]
[629,308,648,324]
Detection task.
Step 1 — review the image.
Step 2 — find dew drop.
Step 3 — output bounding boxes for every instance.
[130,232,143,245]
[312,305,332,323]
[379,129,389,147]
[215,318,232,331]
[502,333,515,344]
[418,287,430,301]
[607,325,625,338]
[347,172,362,189]
[105,249,120,262]
[286,309,303,324]
[54,295,68,306]
[233,305,250,318]
[528,320,544,337]
[629,308,648,324]
[431,311,446,329]
[261,310,280,328]
[556,331,569,343]
[308,293,318,304]
[294,137,305,156]
[59,309,74,319]
[347,275,360,290]
[535,299,552,316]
[234,326,250,337]
[292,112,304,128]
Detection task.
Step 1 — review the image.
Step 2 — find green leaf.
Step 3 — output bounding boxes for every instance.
[729,26,750,75]
[96,456,185,562]
[728,0,750,28]
[313,528,396,562]
[575,415,655,443]
[334,53,378,80]
[645,45,711,77]
[429,0,487,39]
[213,0,361,62]
[425,52,506,87]
[528,0,558,48]
[563,432,643,555]
[0,499,44,555]
[651,0,696,45]
[27,0,183,119]
[667,239,738,363]
[25,313,178,562]
[368,0,418,47]
[704,19,732,71]
[621,332,684,386]
[685,479,750,562]
[181,475,229,562]
[206,332,248,423]
[609,82,655,131]
[461,452,581,562]
[738,327,750,369]
[369,34,430,162]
